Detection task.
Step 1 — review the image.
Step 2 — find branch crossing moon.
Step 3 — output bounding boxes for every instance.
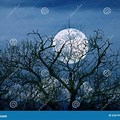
[53,28,88,64]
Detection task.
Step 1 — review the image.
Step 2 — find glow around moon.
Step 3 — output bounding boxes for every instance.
[53,28,88,64]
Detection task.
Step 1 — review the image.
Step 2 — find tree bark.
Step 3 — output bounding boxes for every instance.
[68,90,77,110]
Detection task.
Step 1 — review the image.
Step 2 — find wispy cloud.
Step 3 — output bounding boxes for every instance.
[0,7,120,50]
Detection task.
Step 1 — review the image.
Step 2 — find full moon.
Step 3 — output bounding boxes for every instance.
[53,28,88,64]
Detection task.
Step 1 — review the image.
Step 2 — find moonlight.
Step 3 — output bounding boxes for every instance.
[53,28,89,64]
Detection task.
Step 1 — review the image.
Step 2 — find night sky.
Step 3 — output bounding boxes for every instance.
[0,0,120,49]
[0,0,120,8]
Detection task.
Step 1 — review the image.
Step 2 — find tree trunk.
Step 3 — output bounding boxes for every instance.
[68,91,77,110]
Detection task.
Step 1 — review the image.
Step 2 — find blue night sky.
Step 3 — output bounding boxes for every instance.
[0,0,120,49]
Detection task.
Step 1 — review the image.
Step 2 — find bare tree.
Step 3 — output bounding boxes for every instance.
[0,29,120,110]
